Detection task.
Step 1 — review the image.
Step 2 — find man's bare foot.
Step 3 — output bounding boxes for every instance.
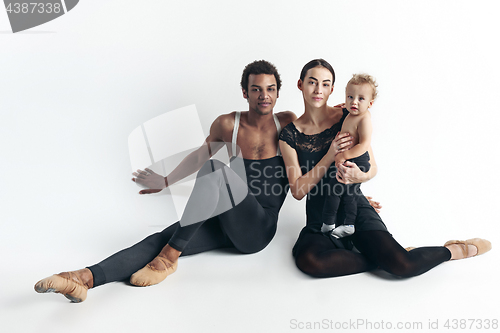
[130,245,181,287]
[34,268,93,303]
[444,238,491,260]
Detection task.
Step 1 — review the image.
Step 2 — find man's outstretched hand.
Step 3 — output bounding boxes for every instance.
[366,196,382,213]
[132,168,167,195]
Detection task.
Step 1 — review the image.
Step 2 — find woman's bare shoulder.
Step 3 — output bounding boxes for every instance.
[327,105,344,122]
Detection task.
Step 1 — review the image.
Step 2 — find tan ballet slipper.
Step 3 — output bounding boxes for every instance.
[444,238,492,260]
[130,256,178,287]
[34,272,88,303]
[405,247,416,251]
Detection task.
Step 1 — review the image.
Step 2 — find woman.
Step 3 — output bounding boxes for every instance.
[279,59,491,278]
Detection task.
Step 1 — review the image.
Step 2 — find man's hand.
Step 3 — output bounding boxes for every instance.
[366,196,382,213]
[336,161,367,184]
[132,168,167,195]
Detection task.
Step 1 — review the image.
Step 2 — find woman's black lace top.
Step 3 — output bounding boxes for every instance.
[279,109,348,171]
[279,120,343,153]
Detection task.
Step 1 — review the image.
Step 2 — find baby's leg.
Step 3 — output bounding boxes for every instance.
[331,184,359,238]
[321,178,342,233]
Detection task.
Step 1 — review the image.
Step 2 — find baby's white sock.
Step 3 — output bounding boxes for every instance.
[321,223,336,233]
[331,225,355,239]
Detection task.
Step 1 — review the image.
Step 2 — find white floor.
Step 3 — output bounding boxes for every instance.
[1,191,498,333]
[1,2,499,332]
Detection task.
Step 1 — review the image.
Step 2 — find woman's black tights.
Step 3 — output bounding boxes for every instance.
[294,230,451,278]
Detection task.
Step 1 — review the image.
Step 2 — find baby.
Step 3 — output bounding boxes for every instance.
[321,73,378,238]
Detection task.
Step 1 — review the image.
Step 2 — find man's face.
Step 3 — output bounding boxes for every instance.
[243,74,279,115]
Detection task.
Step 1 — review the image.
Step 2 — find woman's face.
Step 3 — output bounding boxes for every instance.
[298,66,334,109]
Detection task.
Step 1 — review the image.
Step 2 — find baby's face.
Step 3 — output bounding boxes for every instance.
[345,83,374,115]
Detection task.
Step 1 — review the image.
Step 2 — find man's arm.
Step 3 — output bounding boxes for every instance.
[132,114,230,194]
[164,116,228,186]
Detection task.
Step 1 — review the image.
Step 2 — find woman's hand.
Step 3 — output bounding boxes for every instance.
[329,132,353,156]
[132,168,167,195]
[365,196,382,213]
[336,161,368,184]
[333,103,346,109]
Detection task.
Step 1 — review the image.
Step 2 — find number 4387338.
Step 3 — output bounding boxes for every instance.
[6,2,62,14]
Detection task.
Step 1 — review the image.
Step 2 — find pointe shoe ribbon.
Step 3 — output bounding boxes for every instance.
[444,238,492,259]
[34,272,88,303]
[130,256,178,287]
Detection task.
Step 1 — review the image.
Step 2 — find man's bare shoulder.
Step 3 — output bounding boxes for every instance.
[207,112,237,141]
[211,112,236,130]
[276,111,297,127]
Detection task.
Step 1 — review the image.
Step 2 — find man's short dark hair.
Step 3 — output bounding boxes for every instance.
[240,60,282,92]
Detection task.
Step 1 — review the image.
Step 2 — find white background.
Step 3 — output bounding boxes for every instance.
[1,1,499,332]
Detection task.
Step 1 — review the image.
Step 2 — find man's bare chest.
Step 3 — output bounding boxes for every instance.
[234,126,278,159]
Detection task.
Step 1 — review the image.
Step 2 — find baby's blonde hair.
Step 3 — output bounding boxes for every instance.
[347,73,378,100]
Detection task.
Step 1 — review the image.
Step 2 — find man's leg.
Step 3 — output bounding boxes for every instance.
[90,218,233,286]
[130,159,270,286]
[34,217,234,302]
[34,159,246,301]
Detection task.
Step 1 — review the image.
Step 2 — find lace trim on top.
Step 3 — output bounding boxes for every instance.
[279,121,342,153]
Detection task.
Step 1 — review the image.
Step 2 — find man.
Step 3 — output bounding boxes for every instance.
[34,60,297,302]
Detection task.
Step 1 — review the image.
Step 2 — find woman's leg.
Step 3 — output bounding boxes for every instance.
[293,231,377,278]
[352,230,451,277]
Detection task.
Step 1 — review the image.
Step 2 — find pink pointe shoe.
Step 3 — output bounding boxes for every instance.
[130,256,178,287]
[34,272,89,303]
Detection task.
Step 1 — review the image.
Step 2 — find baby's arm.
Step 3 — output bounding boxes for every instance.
[335,113,372,165]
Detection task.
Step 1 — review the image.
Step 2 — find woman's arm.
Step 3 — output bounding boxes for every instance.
[280,132,352,200]
[337,144,377,184]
